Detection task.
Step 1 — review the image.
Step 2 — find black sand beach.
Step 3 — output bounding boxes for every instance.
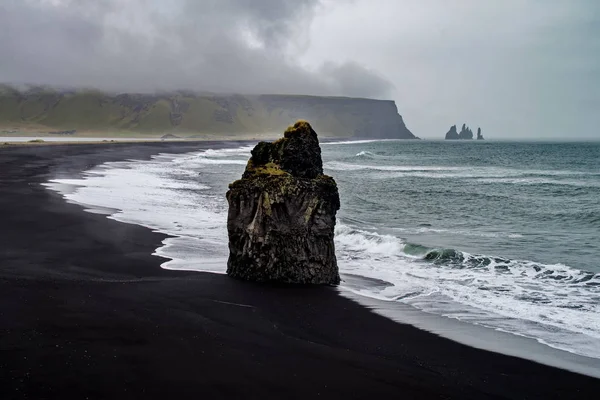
[1,143,599,399]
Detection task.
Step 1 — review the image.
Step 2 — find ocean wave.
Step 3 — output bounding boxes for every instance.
[477,177,600,188]
[355,150,375,158]
[335,224,407,256]
[336,224,598,289]
[192,158,248,165]
[177,146,253,166]
[325,162,600,185]
[392,226,524,239]
[322,139,399,145]
[45,147,600,360]
[200,146,255,157]
[334,223,600,357]
[325,161,463,172]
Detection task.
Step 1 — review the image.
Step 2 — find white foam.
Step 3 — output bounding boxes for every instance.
[324,162,599,185]
[47,149,234,274]
[334,225,600,358]
[355,150,376,158]
[45,145,600,360]
[200,146,255,157]
[193,158,248,165]
[391,226,524,239]
[477,177,600,188]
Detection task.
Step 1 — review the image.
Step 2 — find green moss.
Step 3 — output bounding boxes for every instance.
[315,174,337,187]
[28,139,45,143]
[304,196,320,223]
[272,137,285,146]
[262,192,272,216]
[252,162,288,176]
[284,120,313,138]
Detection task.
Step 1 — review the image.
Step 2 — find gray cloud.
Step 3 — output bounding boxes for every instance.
[0,0,392,98]
[1,0,599,139]
[320,62,393,99]
[300,0,600,139]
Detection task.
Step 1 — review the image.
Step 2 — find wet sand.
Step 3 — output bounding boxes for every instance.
[1,142,599,399]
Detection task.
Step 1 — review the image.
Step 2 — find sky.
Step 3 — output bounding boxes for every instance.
[0,0,598,139]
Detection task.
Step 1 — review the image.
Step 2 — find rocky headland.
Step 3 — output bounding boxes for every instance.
[0,84,416,139]
[226,121,340,284]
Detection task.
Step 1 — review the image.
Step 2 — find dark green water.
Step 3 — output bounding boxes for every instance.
[324,140,600,273]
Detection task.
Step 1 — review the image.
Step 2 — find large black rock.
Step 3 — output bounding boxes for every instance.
[226,121,340,284]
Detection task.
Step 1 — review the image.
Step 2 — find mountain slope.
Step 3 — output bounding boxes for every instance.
[0,85,416,139]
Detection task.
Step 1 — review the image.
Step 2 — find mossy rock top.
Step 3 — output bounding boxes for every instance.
[242,120,324,180]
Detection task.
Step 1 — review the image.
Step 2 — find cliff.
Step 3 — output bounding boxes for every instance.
[226,121,340,284]
[0,85,416,139]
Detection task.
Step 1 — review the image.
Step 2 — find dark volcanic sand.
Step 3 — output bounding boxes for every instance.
[1,143,599,399]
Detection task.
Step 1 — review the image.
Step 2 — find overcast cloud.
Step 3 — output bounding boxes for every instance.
[0,0,598,139]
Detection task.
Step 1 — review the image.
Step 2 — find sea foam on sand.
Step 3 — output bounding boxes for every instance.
[44,144,600,377]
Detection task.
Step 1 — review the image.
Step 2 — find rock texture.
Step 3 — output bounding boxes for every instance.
[226,121,340,284]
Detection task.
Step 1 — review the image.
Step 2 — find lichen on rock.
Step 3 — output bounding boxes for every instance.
[226,120,340,284]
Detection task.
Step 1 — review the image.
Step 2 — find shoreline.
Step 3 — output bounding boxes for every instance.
[46,144,600,378]
[0,132,361,146]
[0,136,267,147]
[1,142,599,399]
[340,288,600,379]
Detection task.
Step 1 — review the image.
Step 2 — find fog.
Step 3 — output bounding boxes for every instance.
[1,0,598,139]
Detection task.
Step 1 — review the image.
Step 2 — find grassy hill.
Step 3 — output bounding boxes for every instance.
[0,85,416,139]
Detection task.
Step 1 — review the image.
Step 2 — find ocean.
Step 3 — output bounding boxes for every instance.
[47,140,600,360]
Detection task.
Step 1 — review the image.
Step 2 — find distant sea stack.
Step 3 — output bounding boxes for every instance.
[477,127,484,140]
[226,121,340,284]
[445,125,460,140]
[0,84,416,139]
[459,124,473,139]
[445,123,482,140]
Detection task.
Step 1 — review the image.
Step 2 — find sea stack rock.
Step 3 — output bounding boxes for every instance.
[226,121,341,284]
[445,125,460,140]
[459,123,474,140]
[445,123,480,140]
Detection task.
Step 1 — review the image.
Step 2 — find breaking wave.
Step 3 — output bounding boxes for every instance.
[355,150,375,158]
[45,144,600,360]
[335,224,600,358]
